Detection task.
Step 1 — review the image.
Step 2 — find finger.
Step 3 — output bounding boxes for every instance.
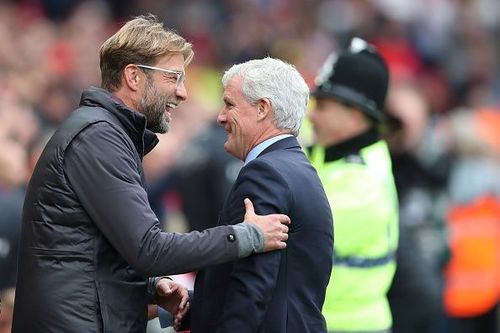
[276,240,287,250]
[168,283,179,292]
[177,305,188,319]
[275,213,291,225]
[174,316,184,331]
[264,238,288,252]
[281,224,289,233]
[244,198,255,217]
[281,232,288,241]
[174,312,183,321]
[179,293,188,311]
[173,318,181,331]
[173,310,186,328]
[158,284,172,296]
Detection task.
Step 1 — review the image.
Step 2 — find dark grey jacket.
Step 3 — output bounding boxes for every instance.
[12,87,241,333]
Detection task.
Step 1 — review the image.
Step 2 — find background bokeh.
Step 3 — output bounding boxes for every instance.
[0,1,499,332]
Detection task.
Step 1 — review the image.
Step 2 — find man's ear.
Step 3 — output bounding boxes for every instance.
[122,64,142,91]
[257,98,272,121]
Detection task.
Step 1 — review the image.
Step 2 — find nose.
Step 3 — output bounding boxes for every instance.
[217,108,227,126]
[175,82,188,101]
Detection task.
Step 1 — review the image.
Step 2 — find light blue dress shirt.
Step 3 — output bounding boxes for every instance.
[244,134,293,165]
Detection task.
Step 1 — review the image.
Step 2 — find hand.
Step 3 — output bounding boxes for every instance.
[243,198,290,252]
[155,279,189,330]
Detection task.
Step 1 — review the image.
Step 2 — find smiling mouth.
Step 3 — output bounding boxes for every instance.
[166,102,177,110]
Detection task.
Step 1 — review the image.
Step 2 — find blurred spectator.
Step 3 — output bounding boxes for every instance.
[175,120,242,232]
[0,140,26,291]
[385,84,449,333]
[0,141,26,333]
[144,97,212,227]
[441,108,500,333]
[0,90,33,292]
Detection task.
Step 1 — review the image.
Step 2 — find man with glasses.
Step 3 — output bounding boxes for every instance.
[12,15,290,333]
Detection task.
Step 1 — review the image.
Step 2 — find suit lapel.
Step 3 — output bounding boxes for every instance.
[218,136,300,226]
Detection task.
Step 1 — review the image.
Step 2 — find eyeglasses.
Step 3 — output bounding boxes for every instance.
[136,64,185,88]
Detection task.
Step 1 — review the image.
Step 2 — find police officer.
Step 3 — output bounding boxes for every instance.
[307,38,399,333]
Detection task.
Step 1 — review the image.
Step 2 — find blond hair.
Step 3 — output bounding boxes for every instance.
[99,14,193,91]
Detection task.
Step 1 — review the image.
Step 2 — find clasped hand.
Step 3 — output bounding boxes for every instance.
[153,278,189,330]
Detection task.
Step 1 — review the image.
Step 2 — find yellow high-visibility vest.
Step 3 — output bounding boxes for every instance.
[308,139,399,332]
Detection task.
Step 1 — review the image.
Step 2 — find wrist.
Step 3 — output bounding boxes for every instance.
[233,223,264,257]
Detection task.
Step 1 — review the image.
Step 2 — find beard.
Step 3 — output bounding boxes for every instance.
[138,78,171,133]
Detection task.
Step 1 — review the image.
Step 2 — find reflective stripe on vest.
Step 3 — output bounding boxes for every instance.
[334,225,395,268]
[334,251,395,268]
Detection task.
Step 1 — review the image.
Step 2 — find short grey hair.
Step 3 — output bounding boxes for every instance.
[222,57,309,136]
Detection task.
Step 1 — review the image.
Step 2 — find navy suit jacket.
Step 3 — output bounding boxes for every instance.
[191,136,334,333]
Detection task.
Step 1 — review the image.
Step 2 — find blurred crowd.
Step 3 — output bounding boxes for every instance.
[0,0,499,332]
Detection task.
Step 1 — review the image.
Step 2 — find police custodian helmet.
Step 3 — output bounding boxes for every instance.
[312,37,389,123]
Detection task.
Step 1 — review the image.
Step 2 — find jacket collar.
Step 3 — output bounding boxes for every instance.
[79,87,159,158]
[322,128,380,162]
[259,136,301,157]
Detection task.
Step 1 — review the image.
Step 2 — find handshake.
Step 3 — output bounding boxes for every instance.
[148,278,189,331]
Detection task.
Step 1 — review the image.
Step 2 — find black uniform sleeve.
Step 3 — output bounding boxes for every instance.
[63,122,239,276]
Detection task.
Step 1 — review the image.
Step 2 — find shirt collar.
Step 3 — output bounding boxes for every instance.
[244,134,293,165]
